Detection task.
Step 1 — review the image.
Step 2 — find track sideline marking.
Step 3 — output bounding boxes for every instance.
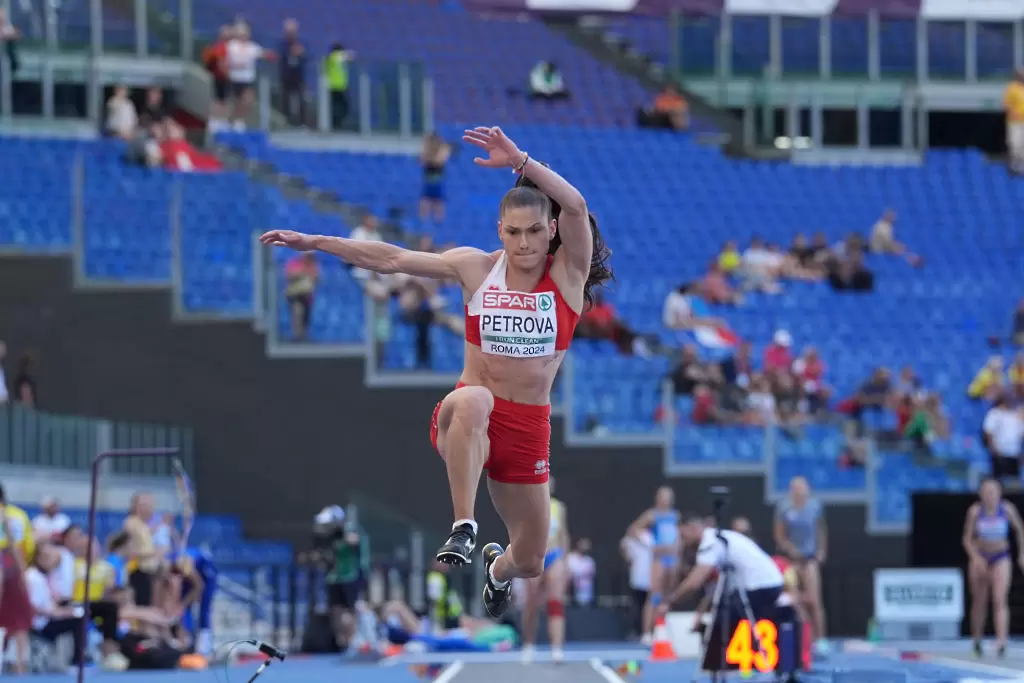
[590,657,628,683]
[845,640,1024,680]
[434,661,465,683]
[380,648,648,666]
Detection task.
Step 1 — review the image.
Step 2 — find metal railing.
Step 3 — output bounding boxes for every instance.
[662,12,1023,82]
[0,403,194,476]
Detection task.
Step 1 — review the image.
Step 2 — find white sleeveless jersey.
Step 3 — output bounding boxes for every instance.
[466,253,560,359]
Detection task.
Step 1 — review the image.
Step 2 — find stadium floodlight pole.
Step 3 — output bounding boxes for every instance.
[77,447,181,683]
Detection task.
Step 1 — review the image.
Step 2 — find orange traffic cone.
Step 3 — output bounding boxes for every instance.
[650,615,677,662]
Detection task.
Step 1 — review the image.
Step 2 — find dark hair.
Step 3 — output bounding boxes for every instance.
[512,164,613,309]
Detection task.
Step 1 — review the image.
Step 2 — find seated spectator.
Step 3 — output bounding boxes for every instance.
[26,543,84,667]
[140,87,168,131]
[285,252,319,341]
[892,365,921,400]
[669,345,711,395]
[740,237,782,294]
[902,392,950,454]
[773,372,808,434]
[968,356,1008,402]
[763,330,794,377]
[528,61,569,100]
[717,241,741,275]
[847,367,892,432]
[638,84,688,131]
[576,292,651,357]
[786,233,826,280]
[1010,352,1024,400]
[662,284,724,331]
[827,249,874,293]
[159,122,223,172]
[869,209,921,266]
[744,374,778,426]
[792,345,830,415]
[719,341,754,389]
[105,85,138,140]
[70,530,126,663]
[691,384,723,425]
[31,497,70,543]
[1013,297,1024,346]
[699,262,742,306]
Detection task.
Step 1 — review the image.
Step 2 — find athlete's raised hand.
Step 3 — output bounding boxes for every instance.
[259,229,318,251]
[462,126,525,170]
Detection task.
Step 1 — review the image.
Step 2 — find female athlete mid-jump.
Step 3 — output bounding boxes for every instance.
[261,126,612,618]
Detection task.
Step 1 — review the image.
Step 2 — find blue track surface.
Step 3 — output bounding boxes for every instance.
[30,642,1024,683]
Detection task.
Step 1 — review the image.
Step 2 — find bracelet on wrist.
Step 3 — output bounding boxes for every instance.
[514,152,530,174]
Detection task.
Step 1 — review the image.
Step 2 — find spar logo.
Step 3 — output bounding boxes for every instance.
[483,292,537,311]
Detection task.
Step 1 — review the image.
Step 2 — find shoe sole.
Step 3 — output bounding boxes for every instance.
[436,551,472,565]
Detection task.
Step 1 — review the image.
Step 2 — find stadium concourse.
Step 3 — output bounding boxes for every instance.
[22,642,1024,683]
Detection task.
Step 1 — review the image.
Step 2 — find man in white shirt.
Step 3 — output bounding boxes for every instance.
[983,396,1024,485]
[225,23,271,130]
[25,544,84,665]
[621,528,653,642]
[32,496,71,543]
[567,538,596,607]
[741,238,782,294]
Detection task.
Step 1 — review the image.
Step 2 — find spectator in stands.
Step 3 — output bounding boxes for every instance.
[641,83,688,132]
[160,122,223,172]
[203,25,233,133]
[893,365,921,401]
[0,8,19,77]
[50,525,77,604]
[691,384,725,425]
[717,241,741,275]
[26,543,85,666]
[662,283,725,333]
[827,248,874,293]
[68,528,125,664]
[1004,68,1024,175]
[420,133,452,222]
[226,23,273,131]
[763,330,794,377]
[13,350,37,408]
[744,374,778,426]
[773,372,808,434]
[848,367,892,432]
[1012,297,1024,346]
[698,261,742,306]
[32,496,70,543]
[787,233,826,280]
[324,43,356,131]
[903,392,950,455]
[720,341,753,389]
[869,209,921,266]
[669,345,710,396]
[983,394,1024,486]
[140,87,168,131]
[395,237,464,368]
[528,60,569,101]
[123,492,160,607]
[576,292,651,357]
[740,237,782,294]
[968,356,1008,402]
[0,340,8,406]
[792,346,830,415]
[279,19,307,127]
[105,85,138,141]
[349,214,392,302]
[1010,352,1024,401]
[285,252,319,341]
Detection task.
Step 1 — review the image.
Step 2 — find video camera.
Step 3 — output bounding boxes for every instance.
[710,486,730,529]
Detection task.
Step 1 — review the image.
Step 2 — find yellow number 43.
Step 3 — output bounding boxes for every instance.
[726,619,779,674]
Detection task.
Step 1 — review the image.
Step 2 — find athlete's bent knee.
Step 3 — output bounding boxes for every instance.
[518,553,545,579]
[449,386,495,428]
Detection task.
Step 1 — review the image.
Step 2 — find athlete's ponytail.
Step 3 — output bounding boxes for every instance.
[514,163,613,310]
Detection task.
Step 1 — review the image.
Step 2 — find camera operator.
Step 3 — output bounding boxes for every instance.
[311,506,369,652]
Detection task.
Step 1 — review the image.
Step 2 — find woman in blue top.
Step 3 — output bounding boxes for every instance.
[773,476,828,656]
[628,486,680,646]
[963,476,1024,658]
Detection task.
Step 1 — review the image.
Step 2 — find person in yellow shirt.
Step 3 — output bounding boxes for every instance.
[968,356,1007,402]
[718,241,741,274]
[1004,68,1024,174]
[0,486,35,673]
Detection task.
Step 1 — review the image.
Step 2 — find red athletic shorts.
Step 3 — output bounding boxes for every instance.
[430,383,551,484]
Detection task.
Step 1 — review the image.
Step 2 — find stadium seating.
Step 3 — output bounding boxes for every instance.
[610,16,1015,80]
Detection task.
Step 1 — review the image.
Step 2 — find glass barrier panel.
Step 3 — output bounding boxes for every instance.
[732,16,771,77]
[977,21,1016,80]
[830,16,871,78]
[781,16,822,79]
[100,0,138,55]
[877,17,916,78]
[928,20,967,81]
[677,14,719,77]
[145,0,184,57]
[1,405,99,469]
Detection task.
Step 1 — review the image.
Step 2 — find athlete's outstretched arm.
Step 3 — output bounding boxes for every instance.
[260,230,480,282]
[462,126,592,276]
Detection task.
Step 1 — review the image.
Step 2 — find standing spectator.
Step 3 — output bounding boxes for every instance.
[26,543,84,666]
[420,133,452,222]
[528,61,569,101]
[324,43,355,131]
[620,528,652,641]
[348,214,391,300]
[0,484,35,673]
[1004,68,1024,174]
[122,492,159,607]
[0,8,19,78]
[202,25,233,132]
[763,330,794,377]
[982,395,1024,486]
[0,340,8,406]
[278,19,307,126]
[13,351,37,408]
[285,252,319,341]
[1012,297,1024,346]
[31,496,70,543]
[104,85,138,140]
[226,23,272,131]
[567,539,596,607]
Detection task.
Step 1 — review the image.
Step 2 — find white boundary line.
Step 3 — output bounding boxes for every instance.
[845,640,1024,680]
[434,661,465,683]
[380,648,647,666]
[590,658,628,683]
